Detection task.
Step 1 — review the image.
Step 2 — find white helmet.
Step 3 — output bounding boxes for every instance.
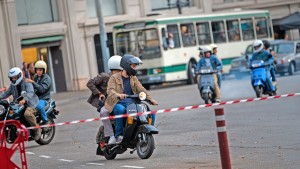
[253,40,264,53]
[8,67,23,86]
[108,55,123,70]
[202,46,212,54]
[34,60,47,73]
[209,43,218,49]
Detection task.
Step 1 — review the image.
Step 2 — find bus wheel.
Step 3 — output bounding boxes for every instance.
[187,61,197,84]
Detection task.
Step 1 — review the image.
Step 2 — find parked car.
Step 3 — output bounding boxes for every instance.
[273,41,300,76]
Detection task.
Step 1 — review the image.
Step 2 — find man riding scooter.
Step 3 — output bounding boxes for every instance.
[105,54,158,144]
[0,67,41,140]
[196,46,222,103]
[249,40,276,96]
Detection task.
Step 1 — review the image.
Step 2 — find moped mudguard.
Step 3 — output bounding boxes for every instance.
[138,124,159,134]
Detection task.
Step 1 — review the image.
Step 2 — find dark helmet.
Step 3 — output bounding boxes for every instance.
[262,40,271,49]
[120,54,142,76]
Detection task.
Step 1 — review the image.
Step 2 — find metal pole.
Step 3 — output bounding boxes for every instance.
[214,108,232,169]
[95,0,110,73]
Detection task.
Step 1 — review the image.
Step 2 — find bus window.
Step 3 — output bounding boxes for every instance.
[255,17,268,38]
[167,25,181,48]
[240,19,254,40]
[161,28,168,50]
[180,23,196,47]
[115,29,161,59]
[212,21,226,43]
[196,22,211,45]
[226,20,240,42]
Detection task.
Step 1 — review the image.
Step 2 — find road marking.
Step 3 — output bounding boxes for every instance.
[58,159,74,162]
[86,163,104,166]
[26,152,35,155]
[39,155,51,159]
[121,165,145,168]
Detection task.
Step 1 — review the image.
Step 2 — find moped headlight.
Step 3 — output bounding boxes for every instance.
[139,92,146,101]
[0,105,5,116]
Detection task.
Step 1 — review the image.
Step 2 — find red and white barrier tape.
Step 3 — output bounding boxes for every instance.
[27,92,300,130]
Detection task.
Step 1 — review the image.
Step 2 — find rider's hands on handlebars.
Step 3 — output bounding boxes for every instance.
[150,99,158,105]
[118,94,127,100]
[19,99,26,106]
[99,93,106,101]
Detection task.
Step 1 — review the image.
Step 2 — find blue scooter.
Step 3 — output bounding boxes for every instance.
[249,60,277,97]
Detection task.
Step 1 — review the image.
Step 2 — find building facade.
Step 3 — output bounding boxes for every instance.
[0,0,299,92]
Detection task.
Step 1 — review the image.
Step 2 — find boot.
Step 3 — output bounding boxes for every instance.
[33,128,42,141]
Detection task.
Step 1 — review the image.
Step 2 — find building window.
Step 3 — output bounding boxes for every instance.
[151,0,194,11]
[16,0,59,25]
[87,0,124,17]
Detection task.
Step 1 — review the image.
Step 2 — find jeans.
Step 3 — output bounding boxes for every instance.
[266,70,276,91]
[150,114,156,126]
[36,99,48,122]
[217,72,222,88]
[113,102,129,137]
[270,67,276,81]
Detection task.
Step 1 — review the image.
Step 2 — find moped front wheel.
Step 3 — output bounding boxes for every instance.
[203,93,210,104]
[136,134,155,159]
[36,117,55,145]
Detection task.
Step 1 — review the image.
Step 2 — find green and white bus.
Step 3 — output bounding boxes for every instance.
[113,10,273,89]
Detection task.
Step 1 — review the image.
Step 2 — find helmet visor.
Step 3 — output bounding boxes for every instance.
[127,57,142,65]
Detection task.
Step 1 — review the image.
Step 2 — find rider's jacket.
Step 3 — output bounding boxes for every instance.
[86,72,110,109]
[249,49,274,68]
[33,74,52,101]
[105,72,153,113]
[196,54,223,71]
[0,79,39,108]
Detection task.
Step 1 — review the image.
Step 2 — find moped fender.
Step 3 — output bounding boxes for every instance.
[138,124,159,134]
[202,87,212,94]
[253,80,264,87]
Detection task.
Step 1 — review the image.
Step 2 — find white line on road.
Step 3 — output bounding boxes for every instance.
[121,165,145,169]
[58,159,74,162]
[86,163,104,166]
[39,155,52,159]
[25,152,35,155]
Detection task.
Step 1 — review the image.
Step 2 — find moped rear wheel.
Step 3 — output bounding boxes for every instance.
[136,134,155,159]
[254,86,263,98]
[104,148,117,160]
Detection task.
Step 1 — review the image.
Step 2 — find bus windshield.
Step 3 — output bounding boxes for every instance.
[115,28,161,59]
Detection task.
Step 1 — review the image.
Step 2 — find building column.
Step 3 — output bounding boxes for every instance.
[0,0,22,87]
[58,0,90,91]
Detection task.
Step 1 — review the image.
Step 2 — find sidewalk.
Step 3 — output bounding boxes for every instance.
[52,90,90,106]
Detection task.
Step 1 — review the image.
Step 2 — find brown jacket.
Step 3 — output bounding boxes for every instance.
[105,72,153,113]
[86,72,110,109]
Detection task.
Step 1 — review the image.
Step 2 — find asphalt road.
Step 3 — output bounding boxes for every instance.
[13,73,300,169]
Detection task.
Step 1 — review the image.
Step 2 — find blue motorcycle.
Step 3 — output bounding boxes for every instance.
[250,60,277,97]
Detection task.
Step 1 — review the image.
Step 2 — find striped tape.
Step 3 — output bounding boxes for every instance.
[26,92,300,130]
